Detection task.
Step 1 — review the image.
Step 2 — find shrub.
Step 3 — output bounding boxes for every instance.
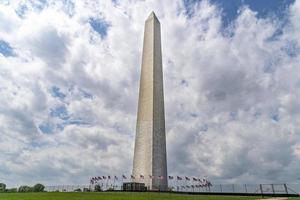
[106,187,114,191]
[6,188,17,193]
[74,188,82,192]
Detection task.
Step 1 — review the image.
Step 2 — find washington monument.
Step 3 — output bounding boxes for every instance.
[132,12,168,191]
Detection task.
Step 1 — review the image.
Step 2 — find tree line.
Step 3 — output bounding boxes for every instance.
[0,183,45,193]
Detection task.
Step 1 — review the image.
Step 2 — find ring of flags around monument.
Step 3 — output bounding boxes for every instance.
[89,175,212,189]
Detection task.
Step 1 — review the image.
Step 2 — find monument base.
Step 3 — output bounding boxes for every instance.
[122,182,147,191]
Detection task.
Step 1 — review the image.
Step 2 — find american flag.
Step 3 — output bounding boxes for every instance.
[122,175,127,179]
[177,176,183,180]
[140,175,144,179]
[185,176,190,181]
[168,176,174,180]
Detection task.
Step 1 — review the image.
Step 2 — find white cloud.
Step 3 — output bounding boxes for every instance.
[0,0,300,188]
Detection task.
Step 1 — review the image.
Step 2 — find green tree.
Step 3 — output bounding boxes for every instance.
[33,183,45,192]
[18,185,33,192]
[0,183,6,192]
[94,184,102,192]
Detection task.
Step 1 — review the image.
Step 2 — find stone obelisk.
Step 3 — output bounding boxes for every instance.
[132,12,168,191]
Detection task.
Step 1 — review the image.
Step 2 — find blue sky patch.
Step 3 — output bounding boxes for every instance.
[112,0,119,5]
[66,119,89,126]
[272,114,279,122]
[30,0,48,11]
[55,118,89,131]
[39,122,53,134]
[15,0,48,17]
[51,86,66,100]
[184,0,294,27]
[50,106,70,120]
[29,141,44,148]
[89,18,110,39]
[15,4,28,18]
[0,40,14,57]
[281,40,300,57]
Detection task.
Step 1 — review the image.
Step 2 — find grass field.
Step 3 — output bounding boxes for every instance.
[0,192,299,200]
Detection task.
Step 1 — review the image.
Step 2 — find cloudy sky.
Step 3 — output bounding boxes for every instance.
[1,0,300,187]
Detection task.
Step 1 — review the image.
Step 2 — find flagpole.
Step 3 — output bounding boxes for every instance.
[113,176,115,190]
[121,176,123,191]
[89,179,91,192]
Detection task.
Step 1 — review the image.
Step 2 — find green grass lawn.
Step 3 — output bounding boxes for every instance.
[1,192,299,200]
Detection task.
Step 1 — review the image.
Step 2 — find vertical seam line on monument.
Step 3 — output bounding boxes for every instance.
[151,15,155,188]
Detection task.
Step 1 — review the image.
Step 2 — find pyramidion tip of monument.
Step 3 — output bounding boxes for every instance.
[147,11,159,21]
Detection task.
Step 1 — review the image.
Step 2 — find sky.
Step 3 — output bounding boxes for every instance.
[1,0,300,188]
